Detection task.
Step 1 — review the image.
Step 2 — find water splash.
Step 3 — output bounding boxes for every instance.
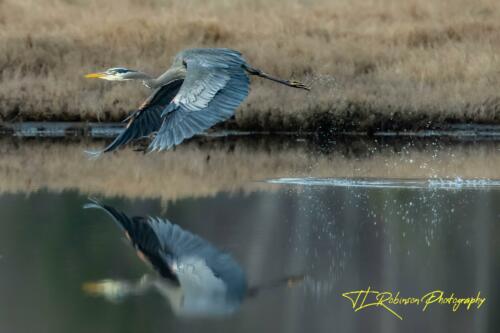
[266,177,500,189]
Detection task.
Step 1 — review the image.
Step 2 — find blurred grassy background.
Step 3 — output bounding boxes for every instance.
[1,0,500,131]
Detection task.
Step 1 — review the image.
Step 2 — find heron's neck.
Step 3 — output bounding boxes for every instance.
[131,67,185,89]
[127,71,159,89]
[152,67,186,88]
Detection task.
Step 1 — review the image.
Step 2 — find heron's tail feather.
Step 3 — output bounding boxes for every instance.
[244,65,310,91]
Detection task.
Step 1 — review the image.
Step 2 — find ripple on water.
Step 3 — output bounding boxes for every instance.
[266,177,500,190]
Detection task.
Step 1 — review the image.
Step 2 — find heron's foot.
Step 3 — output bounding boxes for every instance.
[289,80,311,91]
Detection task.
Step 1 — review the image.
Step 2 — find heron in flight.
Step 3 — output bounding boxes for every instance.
[85,48,309,154]
[83,200,303,317]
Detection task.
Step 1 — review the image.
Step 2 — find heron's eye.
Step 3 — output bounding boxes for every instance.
[108,68,131,75]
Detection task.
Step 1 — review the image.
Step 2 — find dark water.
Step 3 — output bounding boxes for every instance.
[0,135,499,332]
[1,179,499,332]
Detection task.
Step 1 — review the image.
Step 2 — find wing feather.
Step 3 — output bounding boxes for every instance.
[87,79,183,156]
[149,49,250,151]
[83,200,180,283]
[85,200,246,292]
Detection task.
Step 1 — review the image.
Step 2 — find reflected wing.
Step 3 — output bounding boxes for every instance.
[84,200,179,283]
[84,200,246,293]
[148,49,250,151]
[87,79,184,156]
[147,216,246,294]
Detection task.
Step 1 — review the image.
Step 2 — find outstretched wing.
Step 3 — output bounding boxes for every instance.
[84,200,180,283]
[87,79,184,156]
[84,200,246,293]
[148,49,250,151]
[147,216,246,294]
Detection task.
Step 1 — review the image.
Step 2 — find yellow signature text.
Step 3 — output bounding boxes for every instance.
[342,287,485,320]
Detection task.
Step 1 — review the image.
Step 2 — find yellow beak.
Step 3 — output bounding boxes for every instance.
[84,72,106,79]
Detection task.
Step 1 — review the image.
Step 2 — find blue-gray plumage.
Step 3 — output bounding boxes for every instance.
[84,48,309,155]
[83,200,247,316]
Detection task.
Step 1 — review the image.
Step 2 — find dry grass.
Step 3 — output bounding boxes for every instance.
[0,137,498,201]
[1,0,500,130]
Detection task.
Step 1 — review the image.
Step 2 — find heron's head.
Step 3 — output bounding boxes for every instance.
[84,67,140,81]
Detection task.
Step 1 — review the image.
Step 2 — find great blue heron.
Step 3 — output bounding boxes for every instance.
[83,200,303,317]
[85,48,309,155]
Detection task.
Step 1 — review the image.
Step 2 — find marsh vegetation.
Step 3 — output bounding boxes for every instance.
[1,0,500,131]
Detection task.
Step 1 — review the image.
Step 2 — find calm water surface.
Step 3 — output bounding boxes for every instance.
[0,137,499,333]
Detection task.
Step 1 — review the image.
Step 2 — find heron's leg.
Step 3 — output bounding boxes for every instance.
[244,65,310,91]
[246,274,306,298]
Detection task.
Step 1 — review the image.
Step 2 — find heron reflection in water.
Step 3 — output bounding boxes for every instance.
[83,200,303,317]
[84,48,309,155]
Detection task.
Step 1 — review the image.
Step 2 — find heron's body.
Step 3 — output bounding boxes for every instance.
[85,48,309,155]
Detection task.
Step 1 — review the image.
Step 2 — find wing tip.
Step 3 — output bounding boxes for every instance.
[83,197,103,210]
[146,138,173,153]
[84,149,104,159]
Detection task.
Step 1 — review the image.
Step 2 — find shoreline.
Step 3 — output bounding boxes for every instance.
[0,136,498,202]
[1,121,500,140]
